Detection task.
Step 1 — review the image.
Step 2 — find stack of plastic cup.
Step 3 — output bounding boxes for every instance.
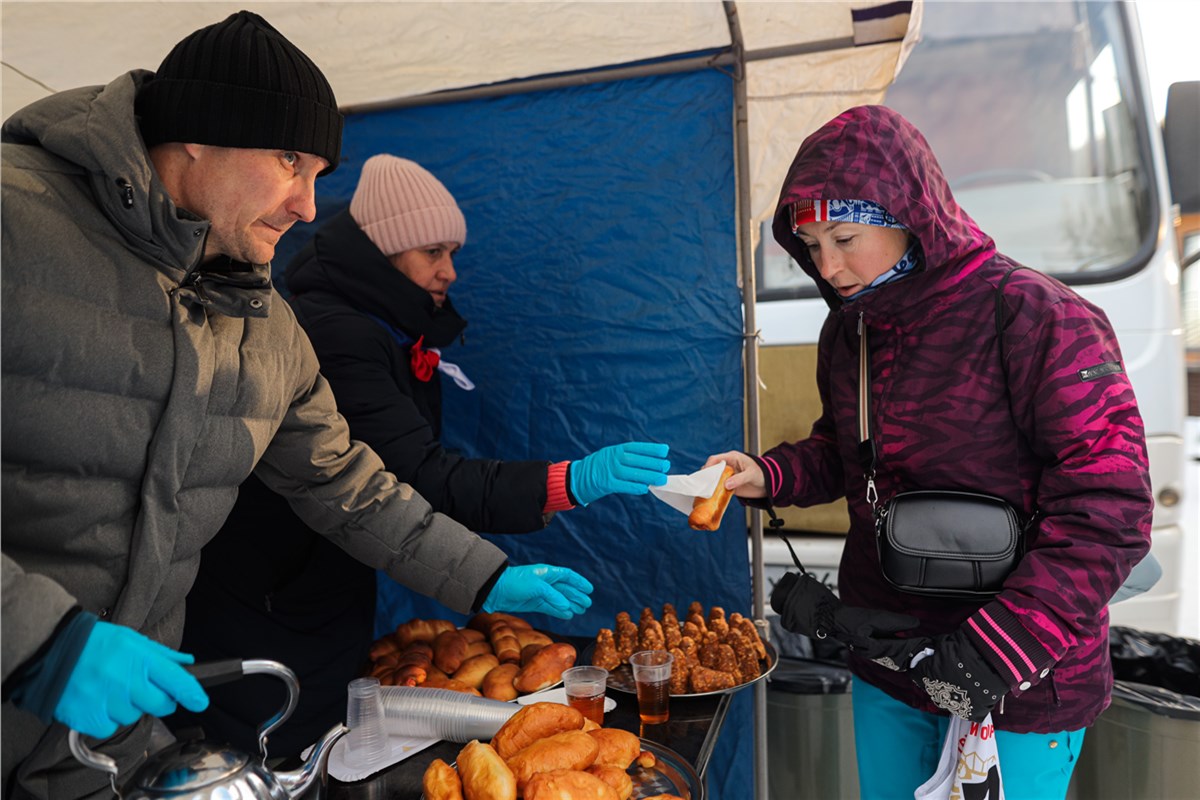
[343,677,390,768]
[378,686,520,742]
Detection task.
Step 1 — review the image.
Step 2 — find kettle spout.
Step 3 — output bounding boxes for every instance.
[277,722,349,798]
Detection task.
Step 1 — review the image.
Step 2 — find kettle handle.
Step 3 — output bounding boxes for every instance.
[67,658,300,776]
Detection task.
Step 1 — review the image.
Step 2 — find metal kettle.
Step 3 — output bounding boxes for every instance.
[69,659,349,799]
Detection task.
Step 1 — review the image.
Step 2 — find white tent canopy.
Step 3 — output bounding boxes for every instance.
[2,0,920,241]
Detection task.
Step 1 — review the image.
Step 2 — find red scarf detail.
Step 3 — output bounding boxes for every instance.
[410,335,441,382]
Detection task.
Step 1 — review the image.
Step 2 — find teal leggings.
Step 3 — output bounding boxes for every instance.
[851,678,1085,800]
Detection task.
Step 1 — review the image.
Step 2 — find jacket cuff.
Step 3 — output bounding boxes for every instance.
[543,461,575,513]
[962,601,1056,691]
[472,562,509,613]
[750,453,791,501]
[6,609,97,723]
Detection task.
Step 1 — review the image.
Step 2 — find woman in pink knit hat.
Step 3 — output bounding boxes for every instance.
[176,155,671,759]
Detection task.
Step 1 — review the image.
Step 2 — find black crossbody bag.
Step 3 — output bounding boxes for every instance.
[860,269,1033,599]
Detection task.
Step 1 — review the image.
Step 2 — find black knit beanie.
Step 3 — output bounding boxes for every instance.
[136,10,343,173]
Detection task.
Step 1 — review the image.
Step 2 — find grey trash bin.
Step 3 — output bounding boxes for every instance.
[767,657,860,800]
[1069,627,1200,800]
[1069,681,1200,799]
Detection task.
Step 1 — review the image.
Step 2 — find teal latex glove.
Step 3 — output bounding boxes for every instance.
[569,441,670,506]
[483,564,594,620]
[54,621,209,739]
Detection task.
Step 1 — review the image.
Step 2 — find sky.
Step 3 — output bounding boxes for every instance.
[1135,0,1200,121]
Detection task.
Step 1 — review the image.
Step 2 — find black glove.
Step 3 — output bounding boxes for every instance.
[770,570,923,668]
[910,628,1009,722]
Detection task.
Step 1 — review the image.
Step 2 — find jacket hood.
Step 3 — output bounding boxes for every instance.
[3,70,274,316]
[285,209,467,348]
[3,71,207,276]
[771,105,996,318]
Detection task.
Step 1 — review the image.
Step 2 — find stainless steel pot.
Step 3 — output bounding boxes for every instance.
[69,658,348,800]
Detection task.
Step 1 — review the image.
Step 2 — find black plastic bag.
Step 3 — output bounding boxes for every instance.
[1109,626,1200,697]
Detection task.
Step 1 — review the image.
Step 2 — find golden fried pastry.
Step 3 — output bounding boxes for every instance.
[581,717,601,732]
[395,618,456,648]
[453,654,501,690]
[525,769,618,800]
[492,702,585,760]
[690,665,736,693]
[585,765,633,800]
[482,663,521,702]
[514,642,577,693]
[423,758,464,800]
[592,629,621,672]
[488,621,523,665]
[688,465,735,530]
[522,643,548,666]
[458,740,516,800]
[681,620,702,641]
[506,731,599,792]
[440,678,483,696]
[433,629,470,674]
[642,795,685,800]
[687,601,704,618]
[516,629,554,650]
[686,612,708,635]
[460,627,487,644]
[586,728,640,769]
[636,750,657,769]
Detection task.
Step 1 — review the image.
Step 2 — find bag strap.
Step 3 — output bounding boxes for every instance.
[856,267,1026,511]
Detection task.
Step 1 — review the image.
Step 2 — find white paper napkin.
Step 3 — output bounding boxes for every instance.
[515,686,617,712]
[649,461,727,515]
[323,731,440,783]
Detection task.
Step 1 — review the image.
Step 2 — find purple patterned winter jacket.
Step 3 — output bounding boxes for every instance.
[760,106,1152,733]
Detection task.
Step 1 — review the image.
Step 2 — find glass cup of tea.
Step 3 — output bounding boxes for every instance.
[561,665,609,725]
[629,649,674,725]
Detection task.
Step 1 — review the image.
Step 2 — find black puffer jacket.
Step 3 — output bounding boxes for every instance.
[179,209,551,757]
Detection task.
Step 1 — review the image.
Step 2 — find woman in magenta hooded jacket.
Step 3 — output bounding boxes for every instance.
[709,106,1152,798]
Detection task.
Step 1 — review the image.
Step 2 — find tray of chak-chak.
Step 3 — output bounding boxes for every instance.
[589,602,777,698]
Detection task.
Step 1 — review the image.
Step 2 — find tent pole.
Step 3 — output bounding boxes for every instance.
[723,5,768,800]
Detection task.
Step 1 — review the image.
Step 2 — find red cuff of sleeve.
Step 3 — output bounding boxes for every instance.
[543,461,575,513]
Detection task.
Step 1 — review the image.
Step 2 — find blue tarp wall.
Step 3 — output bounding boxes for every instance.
[274,67,752,800]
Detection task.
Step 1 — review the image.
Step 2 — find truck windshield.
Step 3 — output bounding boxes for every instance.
[759,0,1154,296]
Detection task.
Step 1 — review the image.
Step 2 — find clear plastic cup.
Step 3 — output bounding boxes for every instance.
[562,666,608,725]
[629,650,673,724]
[343,677,389,767]
[378,686,520,742]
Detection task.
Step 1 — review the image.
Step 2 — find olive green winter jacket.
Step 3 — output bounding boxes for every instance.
[0,70,507,798]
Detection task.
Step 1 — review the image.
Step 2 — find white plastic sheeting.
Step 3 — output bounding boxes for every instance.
[2,0,920,240]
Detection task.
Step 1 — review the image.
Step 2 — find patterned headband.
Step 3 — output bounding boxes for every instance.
[790,199,904,232]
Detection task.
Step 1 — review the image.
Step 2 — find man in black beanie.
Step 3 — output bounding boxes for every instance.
[0,11,592,798]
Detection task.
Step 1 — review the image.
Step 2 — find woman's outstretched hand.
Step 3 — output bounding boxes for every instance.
[703,451,767,499]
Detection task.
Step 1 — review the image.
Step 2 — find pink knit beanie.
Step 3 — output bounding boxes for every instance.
[349,155,467,256]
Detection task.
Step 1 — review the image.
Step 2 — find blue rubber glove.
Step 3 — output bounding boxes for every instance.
[483,564,595,620]
[569,442,670,506]
[55,621,209,739]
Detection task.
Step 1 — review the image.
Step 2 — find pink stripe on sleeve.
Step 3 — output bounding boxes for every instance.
[979,609,1037,672]
[762,456,783,497]
[967,618,1023,684]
